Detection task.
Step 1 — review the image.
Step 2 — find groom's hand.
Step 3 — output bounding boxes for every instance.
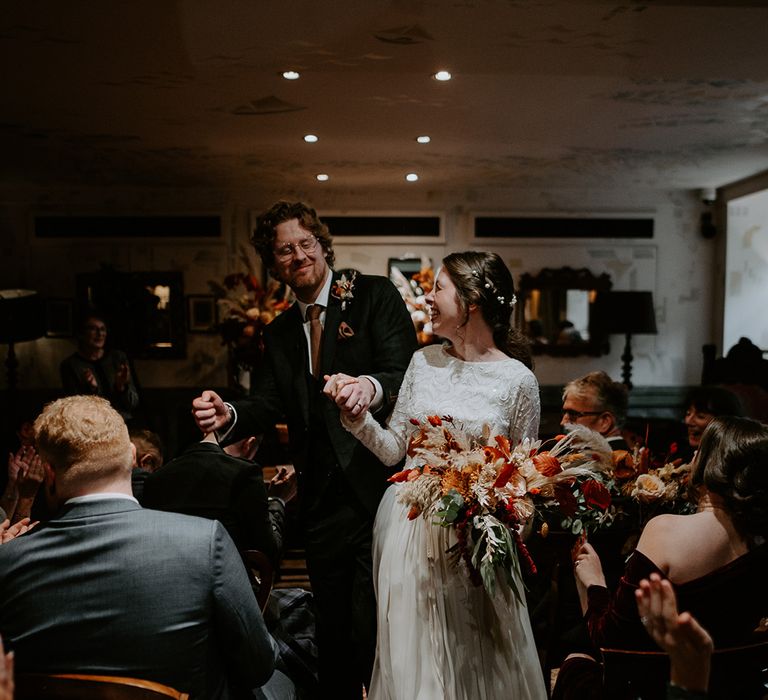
[192,390,232,434]
[323,373,374,419]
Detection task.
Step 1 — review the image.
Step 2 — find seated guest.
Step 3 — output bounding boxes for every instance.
[562,371,630,449]
[0,395,278,699]
[60,311,139,421]
[128,427,163,501]
[557,416,768,699]
[682,385,743,454]
[143,432,296,565]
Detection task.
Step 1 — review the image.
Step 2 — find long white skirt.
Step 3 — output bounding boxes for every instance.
[368,486,548,700]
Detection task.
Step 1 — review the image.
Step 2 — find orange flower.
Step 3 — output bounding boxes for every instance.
[494,434,511,458]
[388,468,415,483]
[533,452,562,477]
[612,450,637,480]
[406,429,427,457]
[427,415,442,427]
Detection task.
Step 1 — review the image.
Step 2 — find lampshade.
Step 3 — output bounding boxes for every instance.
[595,291,657,336]
[0,289,46,343]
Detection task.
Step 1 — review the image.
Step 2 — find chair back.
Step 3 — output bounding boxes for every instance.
[242,548,274,612]
[601,640,768,700]
[16,673,189,700]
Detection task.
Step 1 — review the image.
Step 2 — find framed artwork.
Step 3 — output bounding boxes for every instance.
[45,298,74,338]
[187,295,218,333]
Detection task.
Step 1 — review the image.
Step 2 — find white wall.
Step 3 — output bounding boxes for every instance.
[0,183,714,389]
[724,189,768,350]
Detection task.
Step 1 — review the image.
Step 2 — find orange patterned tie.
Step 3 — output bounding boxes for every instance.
[306,304,324,379]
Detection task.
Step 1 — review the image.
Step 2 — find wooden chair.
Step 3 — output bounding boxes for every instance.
[16,673,189,700]
[242,548,274,612]
[601,640,768,699]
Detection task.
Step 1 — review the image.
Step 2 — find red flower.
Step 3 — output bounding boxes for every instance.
[427,415,442,427]
[582,480,612,510]
[493,462,518,488]
[554,484,578,517]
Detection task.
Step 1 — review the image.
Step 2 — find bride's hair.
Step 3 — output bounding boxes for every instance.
[692,415,768,540]
[441,251,532,368]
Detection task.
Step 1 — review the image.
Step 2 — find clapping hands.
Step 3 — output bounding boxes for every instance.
[0,517,38,544]
[636,573,713,693]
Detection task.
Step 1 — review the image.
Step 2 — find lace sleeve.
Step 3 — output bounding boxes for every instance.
[508,371,541,442]
[341,353,418,466]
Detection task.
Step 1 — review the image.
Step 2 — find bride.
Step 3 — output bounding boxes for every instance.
[324,251,547,699]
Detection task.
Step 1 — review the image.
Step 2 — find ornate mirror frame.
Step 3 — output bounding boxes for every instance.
[516,266,612,357]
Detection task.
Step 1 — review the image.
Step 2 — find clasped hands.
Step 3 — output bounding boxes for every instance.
[323,373,374,420]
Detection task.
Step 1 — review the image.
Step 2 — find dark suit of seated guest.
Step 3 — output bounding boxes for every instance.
[142,432,296,566]
[0,395,278,700]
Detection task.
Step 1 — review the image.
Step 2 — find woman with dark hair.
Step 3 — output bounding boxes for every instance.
[325,251,546,699]
[560,416,768,699]
[683,385,743,451]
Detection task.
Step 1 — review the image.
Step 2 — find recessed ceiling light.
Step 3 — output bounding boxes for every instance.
[282,70,300,80]
[416,135,431,144]
[316,173,329,181]
[303,134,318,143]
[433,71,452,82]
[405,173,419,182]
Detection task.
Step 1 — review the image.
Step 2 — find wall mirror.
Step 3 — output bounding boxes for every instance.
[76,269,186,359]
[516,267,612,356]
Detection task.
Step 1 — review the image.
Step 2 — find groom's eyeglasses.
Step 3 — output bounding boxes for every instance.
[274,236,319,261]
[561,409,604,421]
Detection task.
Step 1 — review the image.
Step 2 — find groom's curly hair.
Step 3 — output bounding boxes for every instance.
[441,251,532,368]
[251,200,336,270]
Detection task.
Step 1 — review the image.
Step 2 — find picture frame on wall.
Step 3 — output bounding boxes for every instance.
[187,295,218,334]
[45,298,74,338]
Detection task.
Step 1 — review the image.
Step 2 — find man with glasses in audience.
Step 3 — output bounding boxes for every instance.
[561,370,630,450]
[192,201,417,699]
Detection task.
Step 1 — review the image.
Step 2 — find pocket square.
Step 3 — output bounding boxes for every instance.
[337,321,355,340]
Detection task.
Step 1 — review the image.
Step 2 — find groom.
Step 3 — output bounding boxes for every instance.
[192,201,417,698]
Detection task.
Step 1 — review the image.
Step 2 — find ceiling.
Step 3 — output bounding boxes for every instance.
[2,0,768,195]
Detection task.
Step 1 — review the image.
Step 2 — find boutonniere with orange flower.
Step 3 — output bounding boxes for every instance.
[331,270,357,311]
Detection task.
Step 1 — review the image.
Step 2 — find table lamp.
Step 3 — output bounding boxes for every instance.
[0,289,46,393]
[598,291,657,390]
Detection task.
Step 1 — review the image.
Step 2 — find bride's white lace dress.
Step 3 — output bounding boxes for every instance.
[344,343,547,700]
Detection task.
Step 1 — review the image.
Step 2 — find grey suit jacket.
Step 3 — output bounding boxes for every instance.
[0,498,276,699]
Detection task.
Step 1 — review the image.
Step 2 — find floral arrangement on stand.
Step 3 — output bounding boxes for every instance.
[388,418,614,599]
[208,246,293,390]
[389,257,435,346]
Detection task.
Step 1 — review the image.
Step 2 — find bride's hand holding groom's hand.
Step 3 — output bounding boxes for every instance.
[323,373,374,421]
